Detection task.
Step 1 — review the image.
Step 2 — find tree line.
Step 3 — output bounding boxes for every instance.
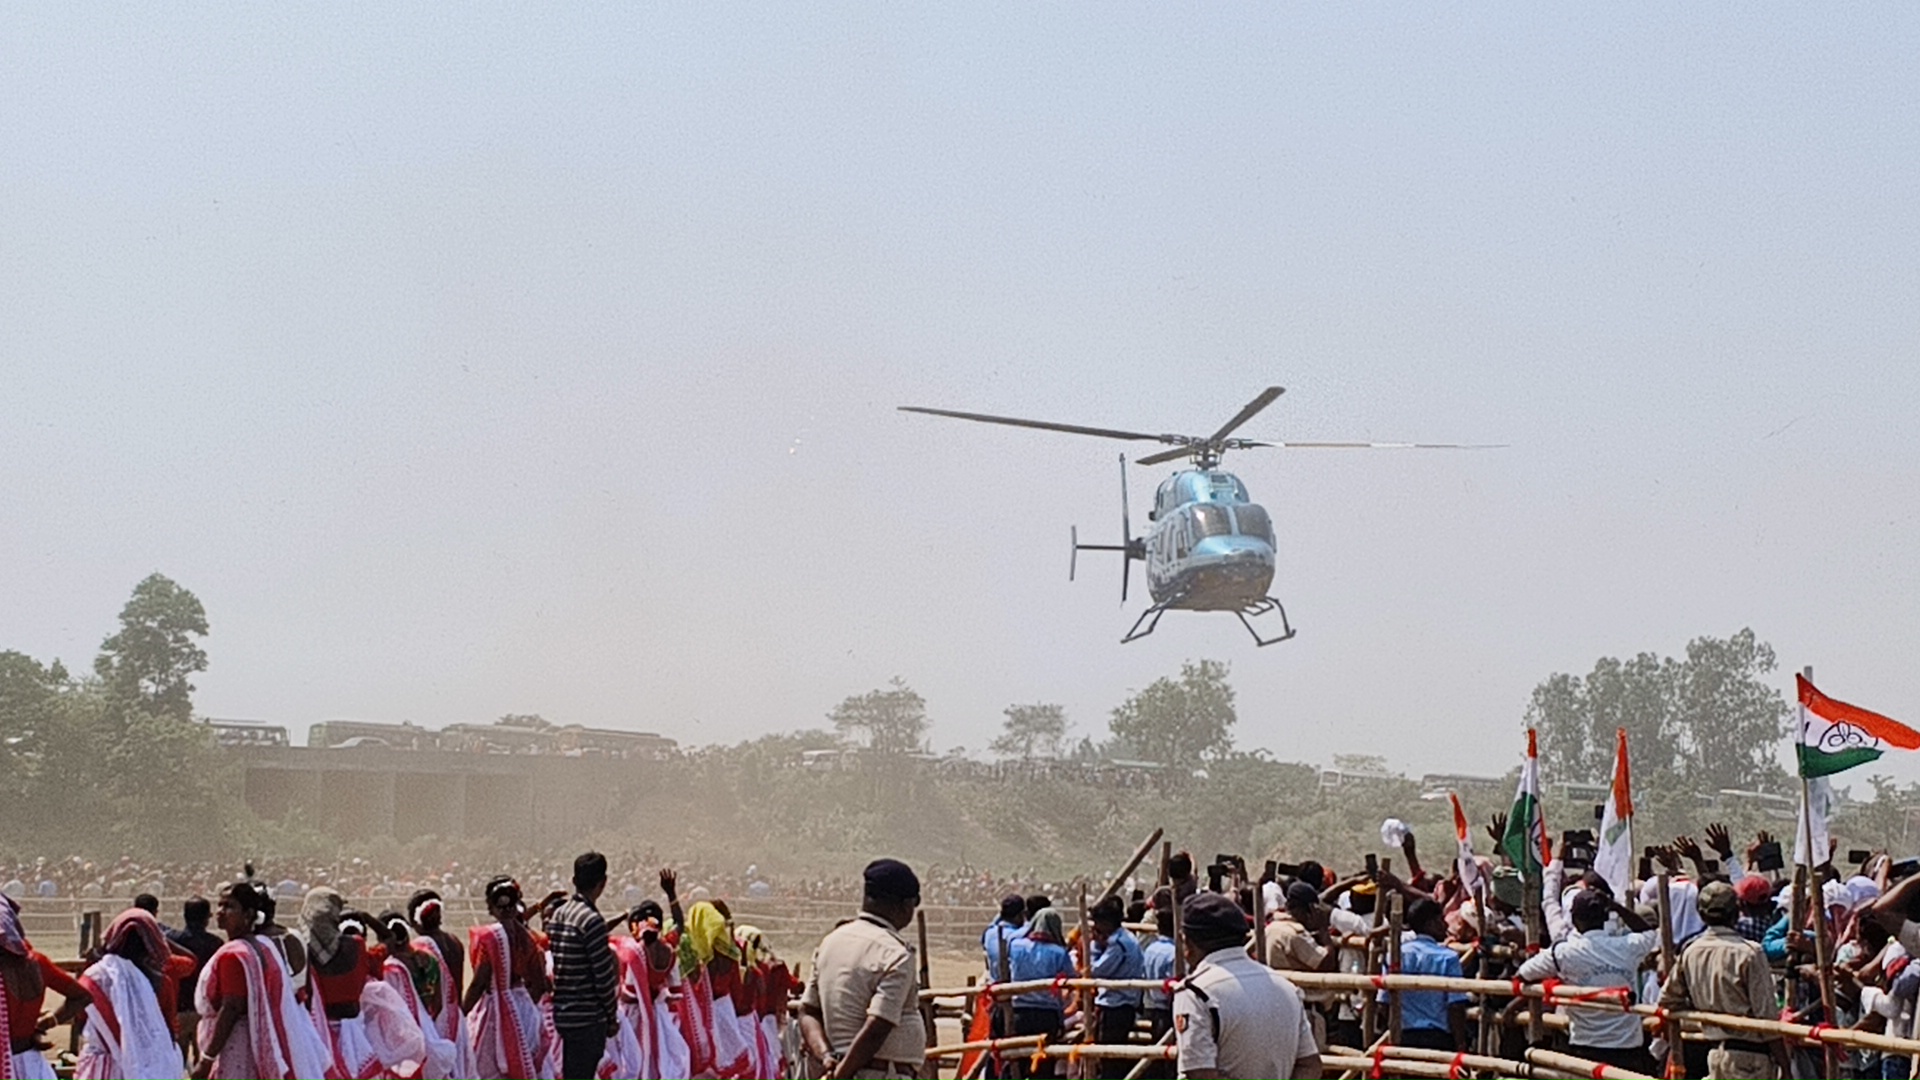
[7,575,1913,870]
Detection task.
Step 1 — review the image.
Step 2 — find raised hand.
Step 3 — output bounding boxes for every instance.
[659,867,679,898]
[1704,823,1733,860]
[1487,812,1509,849]
[1673,835,1703,866]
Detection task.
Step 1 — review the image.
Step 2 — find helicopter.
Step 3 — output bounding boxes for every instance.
[901,386,1495,646]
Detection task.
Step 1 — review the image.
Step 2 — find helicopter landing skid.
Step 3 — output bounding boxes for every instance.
[1235,596,1297,647]
[1120,597,1297,646]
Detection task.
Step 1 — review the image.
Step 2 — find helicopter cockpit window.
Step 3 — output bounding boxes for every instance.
[1190,504,1233,539]
[1232,504,1275,544]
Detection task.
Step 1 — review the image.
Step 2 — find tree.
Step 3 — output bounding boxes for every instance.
[990,703,1070,760]
[828,678,930,755]
[497,713,551,729]
[1107,659,1237,772]
[0,651,62,775]
[1526,629,1791,840]
[94,573,209,722]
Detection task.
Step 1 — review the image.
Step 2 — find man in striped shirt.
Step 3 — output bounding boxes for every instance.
[548,851,620,1080]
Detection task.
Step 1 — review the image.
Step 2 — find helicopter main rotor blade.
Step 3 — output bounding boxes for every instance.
[1207,386,1286,444]
[1133,444,1198,467]
[1268,441,1506,450]
[899,405,1168,444]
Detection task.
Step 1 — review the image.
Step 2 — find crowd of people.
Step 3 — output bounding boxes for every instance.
[959,820,1920,1080]
[8,815,1917,1079]
[1,856,803,1080]
[1,855,1057,911]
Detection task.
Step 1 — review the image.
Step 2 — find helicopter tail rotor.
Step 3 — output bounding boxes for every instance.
[1070,454,1143,604]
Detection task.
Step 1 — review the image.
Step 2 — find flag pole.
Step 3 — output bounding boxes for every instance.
[1800,664,1841,1079]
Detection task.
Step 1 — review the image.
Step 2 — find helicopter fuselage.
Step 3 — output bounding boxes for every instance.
[1143,469,1276,610]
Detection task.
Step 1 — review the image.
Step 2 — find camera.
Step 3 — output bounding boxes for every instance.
[1561,829,1597,871]
[1753,840,1785,873]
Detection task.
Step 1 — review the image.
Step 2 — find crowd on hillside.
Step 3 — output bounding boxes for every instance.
[1,855,1056,911]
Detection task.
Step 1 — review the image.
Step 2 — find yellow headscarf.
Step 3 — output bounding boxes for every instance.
[735,924,766,967]
[679,901,740,974]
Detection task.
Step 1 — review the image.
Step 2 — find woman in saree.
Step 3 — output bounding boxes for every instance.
[463,876,556,1080]
[191,882,331,1080]
[74,907,193,1079]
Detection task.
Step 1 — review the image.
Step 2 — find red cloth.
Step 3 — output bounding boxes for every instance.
[6,950,86,1042]
[203,950,246,1011]
[311,939,381,1008]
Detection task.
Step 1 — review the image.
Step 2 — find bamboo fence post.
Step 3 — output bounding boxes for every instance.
[1654,872,1675,980]
[1525,1046,1659,1079]
[1077,881,1092,1080]
[1170,883,1186,980]
[1252,879,1269,969]
[1157,842,1171,888]
[997,925,1013,1051]
[1386,890,1404,1046]
[918,909,937,1048]
[1523,861,1544,1047]
[1474,874,1493,1059]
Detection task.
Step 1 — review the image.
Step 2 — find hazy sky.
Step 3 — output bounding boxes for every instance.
[5,5,1918,788]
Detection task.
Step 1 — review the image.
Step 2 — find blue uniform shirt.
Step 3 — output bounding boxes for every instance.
[1008,936,1076,1011]
[1396,934,1468,1033]
[1089,926,1145,1007]
[1141,936,1177,1011]
[982,917,1023,978]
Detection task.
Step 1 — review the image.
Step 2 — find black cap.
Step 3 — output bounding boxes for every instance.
[863,858,920,903]
[1181,892,1250,946]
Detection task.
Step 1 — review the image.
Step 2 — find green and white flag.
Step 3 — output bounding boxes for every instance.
[1796,673,1920,779]
[1501,728,1549,874]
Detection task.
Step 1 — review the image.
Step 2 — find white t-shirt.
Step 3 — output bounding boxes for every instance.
[1173,947,1317,1079]
[1516,929,1658,1049]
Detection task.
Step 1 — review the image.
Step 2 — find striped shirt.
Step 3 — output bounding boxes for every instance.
[547,894,618,1033]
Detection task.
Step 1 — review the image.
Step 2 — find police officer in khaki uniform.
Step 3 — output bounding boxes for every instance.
[799,859,928,1079]
[1172,892,1322,1080]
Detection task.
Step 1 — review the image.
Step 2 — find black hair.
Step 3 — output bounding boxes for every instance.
[183,896,212,926]
[1091,896,1125,927]
[1023,894,1052,922]
[485,875,522,909]
[999,895,1026,922]
[1151,888,1175,933]
[222,881,264,916]
[1168,852,1194,881]
[632,899,664,925]
[1295,862,1326,890]
[1125,899,1148,924]
[1406,898,1445,934]
[376,910,411,944]
[133,893,159,914]
[573,851,609,893]
[407,889,442,922]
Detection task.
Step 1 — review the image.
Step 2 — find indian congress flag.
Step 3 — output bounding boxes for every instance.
[1450,790,1483,895]
[1796,674,1920,779]
[1593,727,1633,901]
[1501,728,1549,874]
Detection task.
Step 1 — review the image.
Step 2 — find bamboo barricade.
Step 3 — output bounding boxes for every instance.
[1325,1043,1657,1080]
[920,973,1920,1059]
[1120,1030,1174,1080]
[1097,828,1165,905]
[1473,875,1493,1058]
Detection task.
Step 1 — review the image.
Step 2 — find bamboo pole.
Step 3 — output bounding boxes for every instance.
[921,972,1920,1057]
[1098,828,1165,905]
[1157,841,1170,888]
[924,1034,1172,1062]
[1654,872,1675,981]
[1386,889,1403,1046]
[1524,861,1543,1046]
[918,909,937,1049]
[1474,874,1493,1058]
[997,924,1013,1050]
[1119,1029,1173,1080]
[1076,881,1092,1080]
[1526,1046,1659,1079]
[1799,686,1842,1080]
[1169,881,1186,980]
